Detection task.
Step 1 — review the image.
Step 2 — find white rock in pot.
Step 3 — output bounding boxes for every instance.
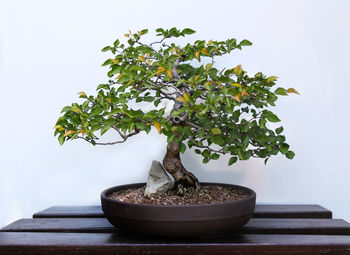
[144,160,174,197]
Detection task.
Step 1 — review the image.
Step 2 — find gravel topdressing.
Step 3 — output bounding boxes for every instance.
[108,185,249,205]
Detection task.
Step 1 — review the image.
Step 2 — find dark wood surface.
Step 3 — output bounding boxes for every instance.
[32,204,332,219]
[1,232,350,255]
[3,217,350,235]
[1,204,349,255]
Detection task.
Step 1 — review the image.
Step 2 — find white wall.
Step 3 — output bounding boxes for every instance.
[1,0,350,227]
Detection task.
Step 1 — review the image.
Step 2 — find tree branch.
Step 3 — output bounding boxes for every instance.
[77,129,140,146]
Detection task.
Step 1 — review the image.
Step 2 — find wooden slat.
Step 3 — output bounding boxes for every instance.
[33,206,103,218]
[1,232,350,255]
[3,218,349,235]
[32,204,332,219]
[254,204,332,219]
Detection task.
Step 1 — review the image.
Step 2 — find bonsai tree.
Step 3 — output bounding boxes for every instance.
[54,27,298,191]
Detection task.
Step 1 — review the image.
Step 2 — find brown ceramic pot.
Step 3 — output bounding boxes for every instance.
[101,182,256,237]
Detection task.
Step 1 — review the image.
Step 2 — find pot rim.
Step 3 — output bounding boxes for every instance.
[101,182,256,208]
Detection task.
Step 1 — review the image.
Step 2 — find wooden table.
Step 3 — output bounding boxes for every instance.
[1,204,350,254]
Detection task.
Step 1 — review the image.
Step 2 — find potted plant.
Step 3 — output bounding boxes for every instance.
[54,27,298,237]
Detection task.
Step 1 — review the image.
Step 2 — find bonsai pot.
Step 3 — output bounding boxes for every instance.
[101,182,256,237]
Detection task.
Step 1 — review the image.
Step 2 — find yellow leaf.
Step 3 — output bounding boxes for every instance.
[64,130,76,137]
[201,47,209,55]
[110,58,119,64]
[147,60,152,65]
[183,92,190,102]
[204,81,211,89]
[54,125,65,131]
[205,63,213,70]
[233,65,242,75]
[77,91,87,98]
[156,67,165,74]
[138,56,145,62]
[287,88,300,95]
[176,96,187,103]
[211,127,222,135]
[194,75,200,83]
[154,122,162,134]
[195,51,200,60]
[80,129,85,136]
[234,94,241,102]
[218,81,223,88]
[255,72,262,78]
[267,76,278,83]
[231,83,242,88]
[116,74,123,79]
[166,69,173,79]
[126,81,132,86]
[124,34,130,37]
[241,91,249,96]
[106,98,111,103]
[71,108,80,113]
[207,40,213,46]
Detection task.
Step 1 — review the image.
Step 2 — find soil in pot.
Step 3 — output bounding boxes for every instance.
[108,185,250,205]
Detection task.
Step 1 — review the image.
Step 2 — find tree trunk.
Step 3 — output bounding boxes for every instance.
[163,141,200,192]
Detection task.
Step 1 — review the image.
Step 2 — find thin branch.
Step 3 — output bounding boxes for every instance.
[77,129,140,146]
[150,36,168,46]
[184,121,202,130]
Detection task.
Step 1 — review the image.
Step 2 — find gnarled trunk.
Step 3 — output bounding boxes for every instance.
[163,141,200,191]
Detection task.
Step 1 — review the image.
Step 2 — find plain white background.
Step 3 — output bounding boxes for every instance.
[1,0,349,227]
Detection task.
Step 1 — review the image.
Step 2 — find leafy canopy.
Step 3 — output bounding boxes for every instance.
[55,27,298,165]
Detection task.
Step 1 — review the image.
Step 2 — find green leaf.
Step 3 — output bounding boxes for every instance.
[181,28,196,35]
[280,143,289,154]
[212,135,225,146]
[179,142,186,153]
[100,125,110,135]
[211,127,221,135]
[90,107,104,116]
[228,156,238,166]
[262,111,281,122]
[101,59,112,66]
[286,150,295,159]
[143,96,154,102]
[267,113,280,122]
[58,135,65,145]
[113,39,120,47]
[259,118,267,128]
[154,99,161,107]
[101,46,112,52]
[211,153,220,160]
[104,118,116,126]
[240,39,252,46]
[202,149,210,158]
[139,29,148,35]
[202,157,209,164]
[274,87,288,96]
[97,84,109,90]
[241,125,249,132]
[275,126,284,134]
[61,106,71,113]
